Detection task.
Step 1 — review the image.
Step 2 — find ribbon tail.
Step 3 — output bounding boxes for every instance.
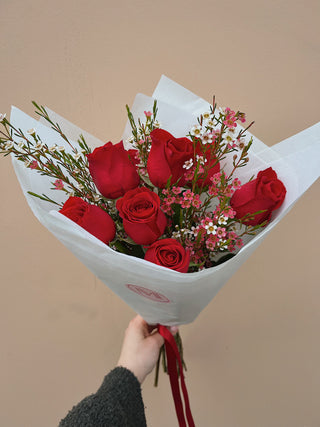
[158,324,195,427]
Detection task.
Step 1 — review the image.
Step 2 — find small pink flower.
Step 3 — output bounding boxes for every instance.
[236,238,243,247]
[223,117,237,128]
[222,185,234,197]
[184,169,194,181]
[238,112,246,123]
[206,240,215,251]
[216,227,226,238]
[164,196,175,205]
[180,199,191,209]
[232,178,241,189]
[144,111,152,117]
[206,235,218,250]
[208,186,219,196]
[192,195,202,208]
[222,207,236,219]
[210,172,222,185]
[30,161,38,170]
[201,216,212,227]
[172,186,182,195]
[162,205,173,215]
[223,109,237,129]
[53,179,64,190]
[183,189,194,200]
[228,231,237,240]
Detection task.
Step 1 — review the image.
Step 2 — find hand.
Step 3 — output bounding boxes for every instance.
[117,315,178,384]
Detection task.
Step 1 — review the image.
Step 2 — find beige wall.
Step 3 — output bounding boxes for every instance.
[1,1,319,426]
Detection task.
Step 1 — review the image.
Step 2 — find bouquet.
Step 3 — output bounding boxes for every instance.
[0,94,286,269]
[1,76,319,426]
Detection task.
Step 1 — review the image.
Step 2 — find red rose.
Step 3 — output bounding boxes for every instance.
[147,129,194,188]
[230,167,286,226]
[87,141,140,199]
[116,187,167,245]
[59,197,116,244]
[144,238,190,272]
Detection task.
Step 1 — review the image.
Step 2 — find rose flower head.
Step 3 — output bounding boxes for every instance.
[147,129,194,188]
[60,196,116,244]
[87,141,140,199]
[116,187,167,245]
[230,167,286,226]
[144,238,190,273]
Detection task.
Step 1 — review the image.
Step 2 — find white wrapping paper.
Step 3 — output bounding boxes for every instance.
[10,76,320,325]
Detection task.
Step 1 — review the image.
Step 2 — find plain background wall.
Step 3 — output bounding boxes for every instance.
[0,1,319,426]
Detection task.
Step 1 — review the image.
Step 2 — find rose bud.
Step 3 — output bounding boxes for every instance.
[60,196,116,244]
[116,187,167,245]
[147,129,194,188]
[144,238,190,273]
[87,141,140,199]
[230,167,286,226]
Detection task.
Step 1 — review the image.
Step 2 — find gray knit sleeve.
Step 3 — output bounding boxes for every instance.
[59,367,147,427]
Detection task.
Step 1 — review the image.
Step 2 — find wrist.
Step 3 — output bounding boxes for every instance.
[116,361,145,384]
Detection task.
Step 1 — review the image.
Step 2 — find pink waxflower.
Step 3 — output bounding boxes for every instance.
[206,240,215,251]
[208,185,219,196]
[144,111,152,117]
[164,196,176,205]
[206,235,218,250]
[183,189,194,200]
[30,160,39,170]
[236,238,243,247]
[201,216,213,228]
[223,117,237,128]
[216,227,226,238]
[192,194,202,208]
[53,179,64,190]
[232,178,241,189]
[210,172,222,185]
[228,231,238,240]
[238,112,246,123]
[223,109,237,128]
[184,169,194,181]
[222,206,236,219]
[172,186,182,195]
[222,185,234,198]
[180,199,192,209]
[162,204,173,215]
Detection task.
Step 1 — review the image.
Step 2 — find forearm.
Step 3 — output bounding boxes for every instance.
[59,367,146,427]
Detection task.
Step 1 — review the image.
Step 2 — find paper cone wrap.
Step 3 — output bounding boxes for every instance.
[9,76,320,325]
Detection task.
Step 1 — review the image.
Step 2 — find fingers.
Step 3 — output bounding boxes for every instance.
[131,315,179,337]
[149,331,165,348]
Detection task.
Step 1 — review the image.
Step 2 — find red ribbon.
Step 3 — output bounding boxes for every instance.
[158,324,195,427]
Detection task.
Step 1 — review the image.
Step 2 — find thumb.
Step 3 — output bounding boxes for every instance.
[149,331,165,348]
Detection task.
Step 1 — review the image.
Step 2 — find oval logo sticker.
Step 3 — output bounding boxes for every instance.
[126,284,170,303]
